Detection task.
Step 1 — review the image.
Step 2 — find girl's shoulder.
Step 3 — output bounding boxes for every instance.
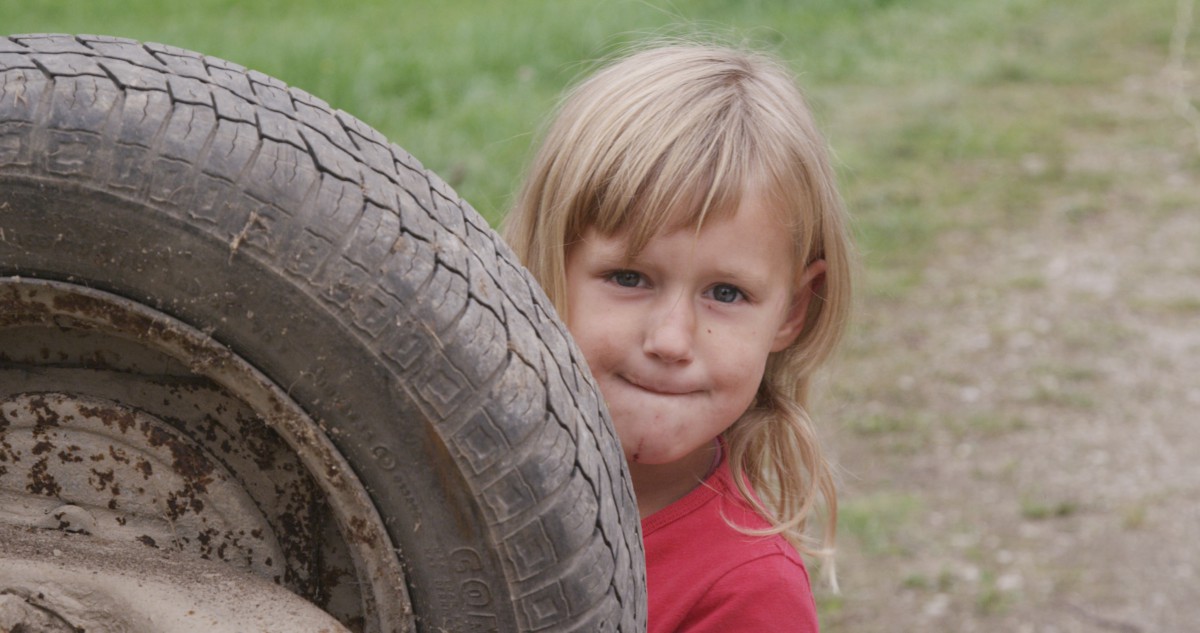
[644,461,799,564]
[674,551,818,633]
[642,461,818,633]
[642,453,774,540]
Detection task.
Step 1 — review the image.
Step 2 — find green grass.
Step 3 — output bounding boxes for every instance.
[5,0,957,226]
[1020,495,1080,521]
[838,491,922,556]
[5,0,1181,263]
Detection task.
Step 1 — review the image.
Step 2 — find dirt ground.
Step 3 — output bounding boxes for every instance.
[816,26,1200,633]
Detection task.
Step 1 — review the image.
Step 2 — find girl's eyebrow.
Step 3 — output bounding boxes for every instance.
[581,232,636,260]
[708,265,772,288]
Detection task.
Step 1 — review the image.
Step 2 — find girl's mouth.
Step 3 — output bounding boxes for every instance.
[620,374,695,396]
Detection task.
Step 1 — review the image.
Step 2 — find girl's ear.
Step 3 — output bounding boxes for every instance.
[771,259,828,352]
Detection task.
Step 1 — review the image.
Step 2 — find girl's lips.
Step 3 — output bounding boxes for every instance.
[620,374,697,396]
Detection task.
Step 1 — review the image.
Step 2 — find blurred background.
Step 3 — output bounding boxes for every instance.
[5,1,1197,630]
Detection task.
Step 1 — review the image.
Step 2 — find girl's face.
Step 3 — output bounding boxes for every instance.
[564,192,824,471]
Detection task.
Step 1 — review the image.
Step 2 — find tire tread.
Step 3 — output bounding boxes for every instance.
[0,34,645,632]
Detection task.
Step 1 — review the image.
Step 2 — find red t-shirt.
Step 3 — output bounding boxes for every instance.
[641,454,819,633]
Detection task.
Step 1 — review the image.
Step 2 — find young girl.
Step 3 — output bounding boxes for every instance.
[505,43,853,632]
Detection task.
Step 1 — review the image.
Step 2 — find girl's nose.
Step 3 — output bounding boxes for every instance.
[644,295,695,362]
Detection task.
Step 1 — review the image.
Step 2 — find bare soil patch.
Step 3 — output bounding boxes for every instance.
[817,36,1200,633]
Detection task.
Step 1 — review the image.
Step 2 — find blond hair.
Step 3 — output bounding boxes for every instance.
[504,43,852,578]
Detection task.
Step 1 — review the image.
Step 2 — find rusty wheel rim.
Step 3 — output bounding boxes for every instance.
[0,277,412,632]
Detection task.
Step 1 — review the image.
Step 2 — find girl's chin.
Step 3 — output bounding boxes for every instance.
[620,440,693,467]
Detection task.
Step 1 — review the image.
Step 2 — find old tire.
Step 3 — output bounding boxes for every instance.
[0,34,644,632]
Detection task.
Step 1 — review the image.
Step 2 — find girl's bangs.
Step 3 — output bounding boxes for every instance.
[587,120,758,260]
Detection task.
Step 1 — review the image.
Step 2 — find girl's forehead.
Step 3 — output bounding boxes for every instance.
[587,191,798,262]
[628,181,792,229]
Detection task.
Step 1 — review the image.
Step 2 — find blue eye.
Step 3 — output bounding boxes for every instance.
[711,284,744,303]
[611,271,642,287]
